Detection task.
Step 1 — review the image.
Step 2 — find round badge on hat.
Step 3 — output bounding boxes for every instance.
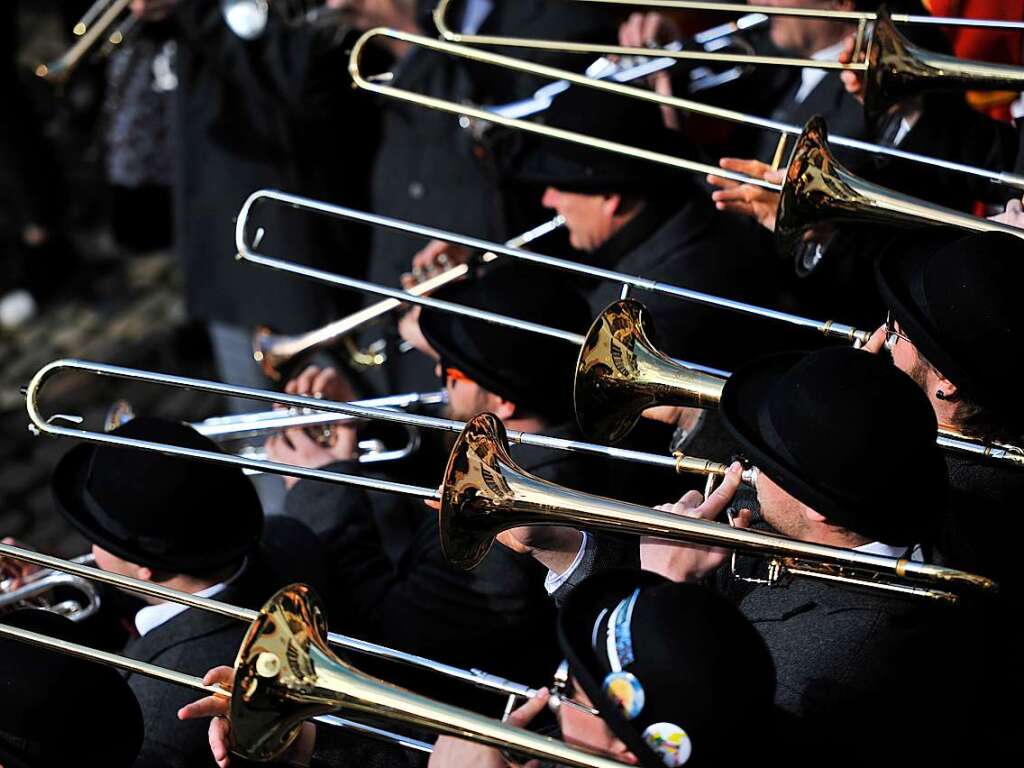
[642,722,692,767]
[602,670,646,720]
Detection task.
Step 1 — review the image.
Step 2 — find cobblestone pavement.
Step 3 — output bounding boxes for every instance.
[0,253,223,556]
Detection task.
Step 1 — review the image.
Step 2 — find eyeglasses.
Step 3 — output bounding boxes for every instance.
[884,311,913,353]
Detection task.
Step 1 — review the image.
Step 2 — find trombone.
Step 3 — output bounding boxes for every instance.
[437,1,1024,122]
[0,542,588,718]
[348,27,1024,262]
[36,0,136,85]
[237,189,871,346]
[252,215,566,380]
[105,390,447,467]
[234,196,1022,466]
[23,361,996,601]
[26,359,754,484]
[0,548,626,763]
[0,553,100,623]
[574,298,1024,469]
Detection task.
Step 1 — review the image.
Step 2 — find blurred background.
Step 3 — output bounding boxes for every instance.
[2,1,219,556]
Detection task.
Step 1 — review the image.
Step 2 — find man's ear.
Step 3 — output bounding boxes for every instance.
[934,372,960,402]
[803,505,827,524]
[486,393,518,421]
[602,193,623,218]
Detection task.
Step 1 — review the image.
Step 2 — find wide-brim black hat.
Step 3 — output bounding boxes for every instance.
[420,265,592,422]
[53,417,263,574]
[720,347,948,546]
[0,609,144,767]
[558,570,775,767]
[511,85,691,195]
[875,227,1024,427]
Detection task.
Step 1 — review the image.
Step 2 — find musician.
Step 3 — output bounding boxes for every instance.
[356,0,617,394]
[0,609,144,768]
[0,418,329,768]
[431,570,782,768]
[509,347,989,758]
[869,229,1024,594]
[180,570,781,768]
[265,268,605,703]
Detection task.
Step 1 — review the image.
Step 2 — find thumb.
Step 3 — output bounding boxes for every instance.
[732,508,754,529]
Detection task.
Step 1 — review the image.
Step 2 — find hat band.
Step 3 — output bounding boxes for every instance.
[81,484,174,557]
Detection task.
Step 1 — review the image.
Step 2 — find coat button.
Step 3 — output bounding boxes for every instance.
[408,182,425,200]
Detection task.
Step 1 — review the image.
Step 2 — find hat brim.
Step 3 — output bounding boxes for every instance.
[51,443,259,573]
[419,285,573,421]
[874,230,970,392]
[558,569,671,768]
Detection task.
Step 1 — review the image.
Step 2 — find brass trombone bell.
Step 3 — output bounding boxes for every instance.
[574,300,1024,468]
[229,584,622,765]
[575,299,724,444]
[863,6,1024,119]
[775,116,1024,275]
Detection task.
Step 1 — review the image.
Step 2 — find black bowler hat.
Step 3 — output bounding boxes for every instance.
[0,609,144,768]
[419,265,593,422]
[52,417,263,574]
[512,85,689,195]
[559,570,776,767]
[720,347,947,546]
[875,228,1024,428]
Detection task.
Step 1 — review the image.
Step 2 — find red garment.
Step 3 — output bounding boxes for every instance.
[924,0,1024,120]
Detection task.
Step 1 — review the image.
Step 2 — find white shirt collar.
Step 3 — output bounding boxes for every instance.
[134,560,246,637]
[854,541,923,562]
[794,39,849,105]
[460,0,494,34]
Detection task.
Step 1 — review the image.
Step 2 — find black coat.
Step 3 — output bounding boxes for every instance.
[553,540,999,762]
[584,195,808,373]
[120,517,339,768]
[172,1,379,331]
[365,1,616,393]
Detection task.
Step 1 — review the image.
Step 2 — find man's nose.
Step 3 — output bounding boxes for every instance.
[541,187,559,209]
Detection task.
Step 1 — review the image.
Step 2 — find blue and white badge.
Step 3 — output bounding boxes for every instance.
[642,722,692,767]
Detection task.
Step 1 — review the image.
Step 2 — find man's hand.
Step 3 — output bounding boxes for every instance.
[284,366,357,405]
[0,538,40,589]
[405,240,472,287]
[838,35,866,103]
[641,463,751,582]
[265,426,358,489]
[130,0,179,21]
[496,527,584,575]
[179,667,316,768]
[428,690,548,768]
[398,304,438,359]
[618,12,681,130]
[862,325,886,355]
[707,159,784,231]
[991,198,1024,229]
